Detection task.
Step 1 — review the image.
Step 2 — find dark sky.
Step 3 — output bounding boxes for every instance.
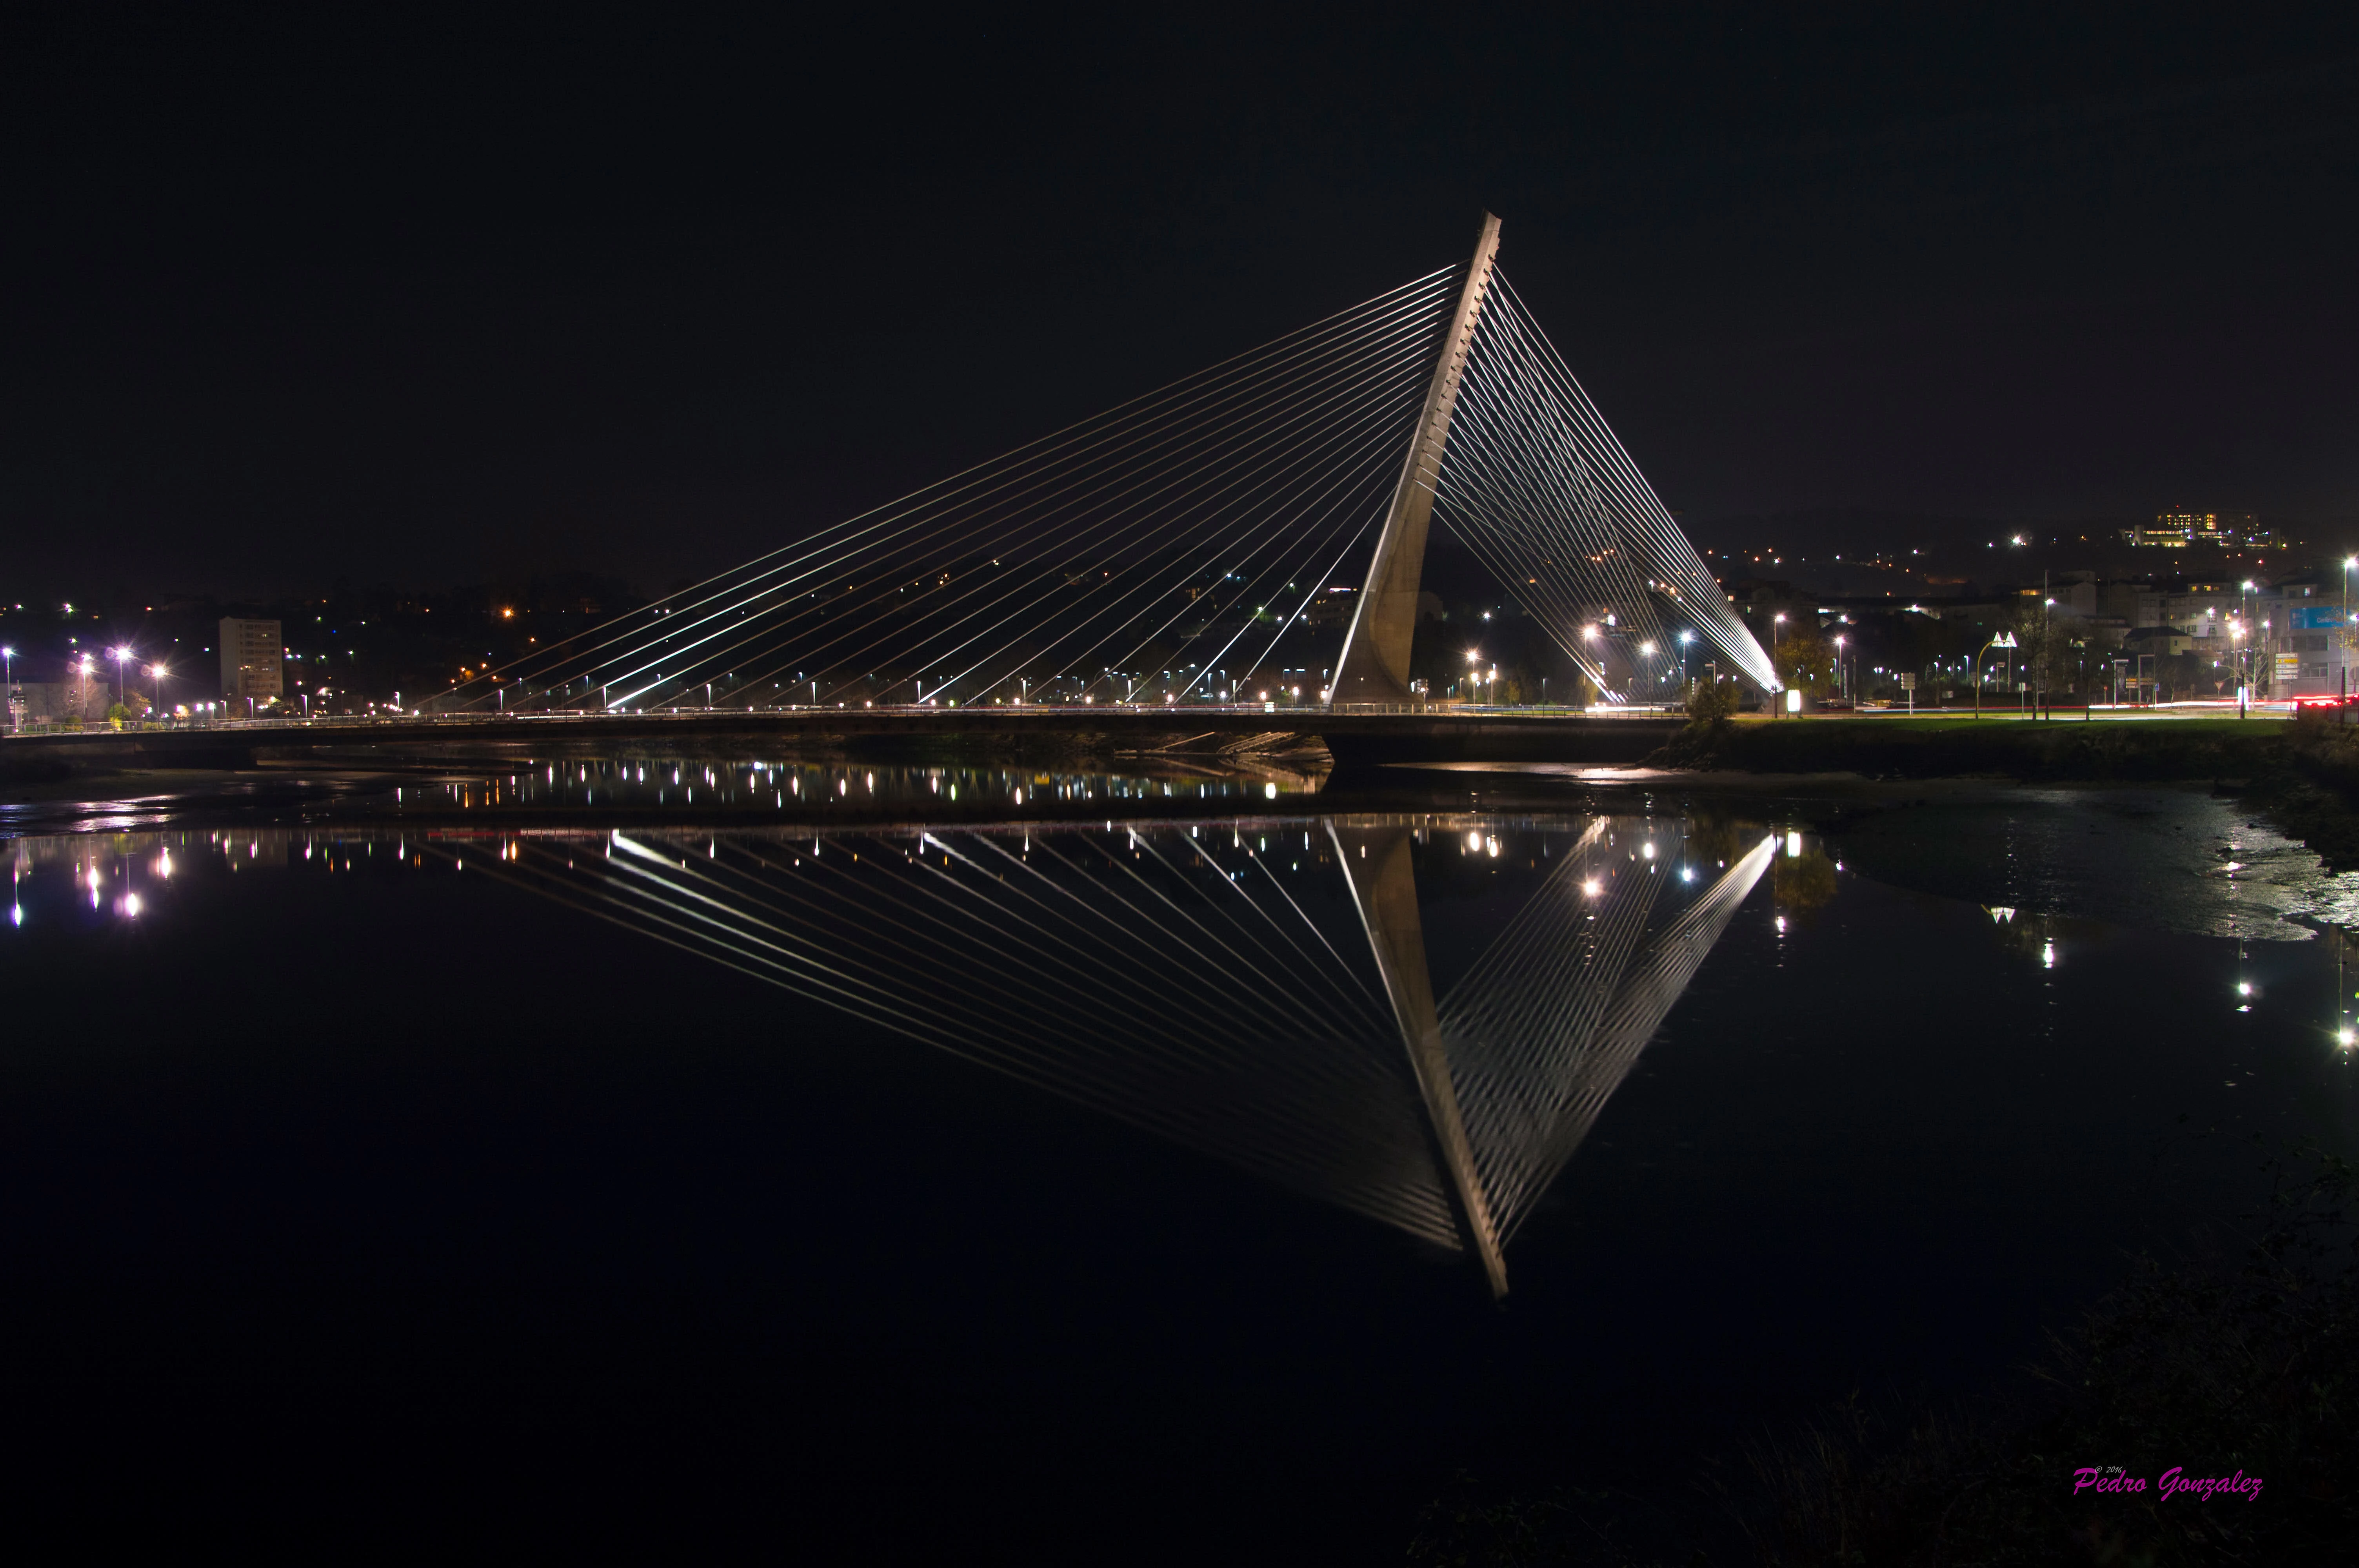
[4,3,2356,599]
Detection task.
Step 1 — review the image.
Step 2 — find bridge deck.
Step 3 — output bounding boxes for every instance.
[2,708,1686,770]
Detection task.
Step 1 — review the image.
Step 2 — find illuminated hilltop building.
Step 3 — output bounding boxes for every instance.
[2125,511,2266,548]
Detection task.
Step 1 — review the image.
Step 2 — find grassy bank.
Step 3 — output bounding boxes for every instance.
[1656,712,2359,873]
[1651,713,2295,783]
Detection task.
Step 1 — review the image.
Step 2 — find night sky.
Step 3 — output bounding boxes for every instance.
[4,4,2355,600]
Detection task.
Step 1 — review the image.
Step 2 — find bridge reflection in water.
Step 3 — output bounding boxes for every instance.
[453,816,1775,1296]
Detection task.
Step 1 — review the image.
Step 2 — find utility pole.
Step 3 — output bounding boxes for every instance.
[2041,568,2050,720]
[2241,580,2254,717]
[1975,632,2017,719]
[2346,555,2355,724]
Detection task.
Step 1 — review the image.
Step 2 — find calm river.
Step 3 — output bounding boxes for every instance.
[4,771,2355,1560]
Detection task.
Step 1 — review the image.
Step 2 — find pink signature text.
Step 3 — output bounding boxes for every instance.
[2071,1466,2262,1502]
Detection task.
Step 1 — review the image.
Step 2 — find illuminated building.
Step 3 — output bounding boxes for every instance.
[219,618,284,708]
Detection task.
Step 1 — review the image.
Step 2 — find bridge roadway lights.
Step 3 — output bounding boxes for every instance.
[1,708,1688,770]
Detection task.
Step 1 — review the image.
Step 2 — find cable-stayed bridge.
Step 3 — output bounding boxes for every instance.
[438,814,1776,1296]
[436,214,1774,725]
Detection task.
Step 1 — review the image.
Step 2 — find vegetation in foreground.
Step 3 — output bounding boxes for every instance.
[1407,1145,2359,1565]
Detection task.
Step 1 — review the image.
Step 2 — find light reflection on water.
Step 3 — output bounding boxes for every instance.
[1827,784,2359,943]
[5,814,1775,1296]
[400,755,1327,814]
[9,801,2359,1554]
[12,806,2359,1277]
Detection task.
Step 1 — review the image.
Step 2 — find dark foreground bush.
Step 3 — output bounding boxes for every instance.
[1409,1145,2359,1565]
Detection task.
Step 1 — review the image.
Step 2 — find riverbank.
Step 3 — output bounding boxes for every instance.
[1650,712,2295,782]
[1656,712,2359,873]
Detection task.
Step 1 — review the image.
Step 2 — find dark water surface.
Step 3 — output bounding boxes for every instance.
[5,786,2358,1561]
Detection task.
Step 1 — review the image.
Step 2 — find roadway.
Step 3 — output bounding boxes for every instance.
[0,704,1692,771]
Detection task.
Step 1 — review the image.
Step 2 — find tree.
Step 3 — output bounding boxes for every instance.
[2010,603,2077,695]
[2159,650,2219,699]
[2077,621,2126,696]
[1774,625,1833,693]
[1685,678,1739,724]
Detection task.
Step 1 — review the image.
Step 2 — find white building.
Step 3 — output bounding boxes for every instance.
[2275,582,2357,697]
[219,618,284,708]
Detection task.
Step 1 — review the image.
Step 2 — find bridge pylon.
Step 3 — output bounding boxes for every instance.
[1329,820,1510,1296]
[1329,212,1503,709]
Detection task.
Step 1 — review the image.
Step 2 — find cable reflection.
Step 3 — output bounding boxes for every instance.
[449,816,1776,1295]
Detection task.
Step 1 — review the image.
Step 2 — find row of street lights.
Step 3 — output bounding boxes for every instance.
[2,644,171,731]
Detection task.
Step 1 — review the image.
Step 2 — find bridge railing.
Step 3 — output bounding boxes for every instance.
[5,701,1696,744]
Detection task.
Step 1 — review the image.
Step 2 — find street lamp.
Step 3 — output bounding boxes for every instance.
[1833,634,1846,704]
[1,645,13,732]
[148,663,167,719]
[1677,628,1694,694]
[1771,613,1788,714]
[111,645,132,711]
[2342,557,2357,716]
[2241,580,2259,712]
[2228,617,2246,713]
[1974,631,2017,719]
